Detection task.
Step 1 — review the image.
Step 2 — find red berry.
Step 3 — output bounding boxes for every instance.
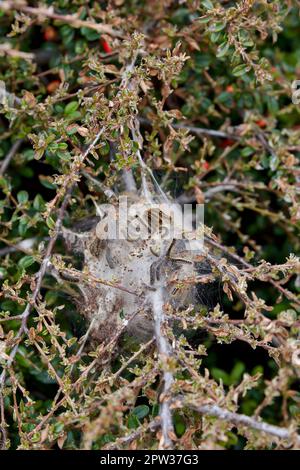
[202,161,210,170]
[226,85,234,93]
[255,119,267,128]
[47,80,60,94]
[100,38,112,54]
[220,138,235,148]
[44,26,57,42]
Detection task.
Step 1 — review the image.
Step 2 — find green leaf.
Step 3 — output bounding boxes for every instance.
[132,405,149,420]
[174,413,186,437]
[46,216,56,229]
[45,290,59,306]
[99,141,110,156]
[17,190,29,204]
[0,267,7,278]
[75,39,87,55]
[57,142,68,150]
[33,194,45,211]
[211,367,230,385]
[66,111,82,121]
[241,146,254,157]
[60,25,74,45]
[232,64,250,77]
[216,41,230,58]
[31,432,41,443]
[18,219,29,237]
[18,255,35,270]
[23,149,35,161]
[210,32,222,43]
[152,403,159,417]
[39,176,57,190]
[209,21,226,32]
[127,414,140,429]
[64,101,79,115]
[230,362,245,384]
[202,0,214,10]
[30,368,57,384]
[80,26,100,41]
[53,422,64,435]
[57,150,72,161]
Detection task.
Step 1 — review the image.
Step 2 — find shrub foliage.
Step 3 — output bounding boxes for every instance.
[0,0,299,450]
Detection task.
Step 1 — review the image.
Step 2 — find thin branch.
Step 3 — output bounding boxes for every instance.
[111,337,154,382]
[1,1,123,38]
[179,400,300,446]
[103,418,160,450]
[0,186,73,388]
[203,184,241,201]
[0,237,37,257]
[48,263,141,297]
[121,168,137,192]
[0,43,34,59]
[0,82,22,107]
[0,390,6,449]
[176,184,242,204]
[138,116,239,140]
[82,169,116,200]
[151,286,175,449]
[0,139,23,176]
[205,236,300,307]
[172,122,239,139]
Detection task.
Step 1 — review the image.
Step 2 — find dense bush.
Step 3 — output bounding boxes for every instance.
[0,0,299,450]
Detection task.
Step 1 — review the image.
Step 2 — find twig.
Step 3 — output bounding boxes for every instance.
[112,337,154,382]
[0,186,73,387]
[0,43,34,59]
[172,122,239,139]
[176,184,242,204]
[179,400,300,446]
[82,170,116,200]
[70,318,96,371]
[1,1,123,38]
[49,263,141,297]
[205,236,300,307]
[0,139,23,176]
[203,183,241,201]
[257,132,277,158]
[138,116,239,140]
[151,286,175,449]
[0,315,23,323]
[46,127,105,213]
[0,390,6,449]
[0,237,37,257]
[121,168,137,192]
[0,81,21,107]
[103,418,160,450]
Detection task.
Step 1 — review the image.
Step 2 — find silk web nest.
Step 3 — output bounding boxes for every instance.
[62,170,215,344]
